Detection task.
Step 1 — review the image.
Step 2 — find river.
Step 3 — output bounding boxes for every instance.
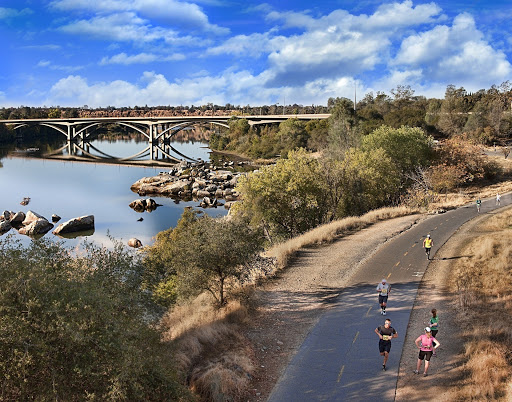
[0,136,229,248]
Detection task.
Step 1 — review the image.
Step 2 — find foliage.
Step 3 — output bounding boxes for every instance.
[360,125,434,175]
[335,148,401,216]
[327,97,360,155]
[234,148,329,241]
[143,210,263,306]
[276,118,310,157]
[0,236,189,401]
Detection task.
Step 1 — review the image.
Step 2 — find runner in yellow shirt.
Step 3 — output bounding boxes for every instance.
[422,234,433,260]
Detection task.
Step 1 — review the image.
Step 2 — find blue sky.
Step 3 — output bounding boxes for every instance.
[0,0,511,108]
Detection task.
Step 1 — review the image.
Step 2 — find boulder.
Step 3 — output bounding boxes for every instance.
[53,215,95,235]
[128,238,143,248]
[160,180,191,195]
[18,218,53,236]
[9,212,25,228]
[51,214,61,223]
[129,198,158,212]
[22,210,47,226]
[0,220,11,234]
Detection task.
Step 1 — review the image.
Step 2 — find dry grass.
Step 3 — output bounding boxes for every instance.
[160,294,254,401]
[449,207,512,400]
[265,206,420,268]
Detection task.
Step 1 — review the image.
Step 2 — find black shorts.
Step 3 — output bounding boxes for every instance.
[431,330,438,338]
[378,295,388,304]
[379,340,391,353]
[418,350,433,361]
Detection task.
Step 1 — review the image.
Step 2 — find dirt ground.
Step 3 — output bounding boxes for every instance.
[241,208,501,401]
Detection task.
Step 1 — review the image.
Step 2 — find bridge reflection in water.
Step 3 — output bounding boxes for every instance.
[47,138,199,166]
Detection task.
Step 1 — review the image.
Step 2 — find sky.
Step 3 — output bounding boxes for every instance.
[0,0,511,108]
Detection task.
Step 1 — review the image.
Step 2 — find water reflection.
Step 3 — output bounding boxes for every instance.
[0,137,227,248]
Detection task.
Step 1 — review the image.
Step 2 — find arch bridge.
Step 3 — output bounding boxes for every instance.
[0,114,330,162]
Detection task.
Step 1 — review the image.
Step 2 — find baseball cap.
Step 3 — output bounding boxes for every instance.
[425,327,431,332]
[381,279,387,283]
[427,234,431,238]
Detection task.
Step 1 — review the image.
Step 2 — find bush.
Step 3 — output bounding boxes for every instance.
[0,236,189,401]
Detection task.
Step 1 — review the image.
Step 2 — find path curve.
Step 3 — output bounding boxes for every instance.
[266,193,511,401]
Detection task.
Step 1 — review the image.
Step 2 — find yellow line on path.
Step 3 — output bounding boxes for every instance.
[365,306,372,317]
[387,273,392,279]
[412,243,416,248]
[395,261,400,267]
[403,251,408,256]
[337,365,345,382]
[353,331,359,344]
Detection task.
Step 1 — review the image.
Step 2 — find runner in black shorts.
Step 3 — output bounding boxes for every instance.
[375,318,398,371]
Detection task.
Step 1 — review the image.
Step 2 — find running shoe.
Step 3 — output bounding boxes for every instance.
[423,373,428,377]
[413,370,419,374]
[382,311,386,315]
[382,365,386,371]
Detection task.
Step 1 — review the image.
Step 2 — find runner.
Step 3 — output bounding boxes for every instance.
[422,234,433,260]
[376,278,391,315]
[375,318,398,371]
[429,309,439,356]
[476,197,482,212]
[496,193,501,206]
[414,327,440,377]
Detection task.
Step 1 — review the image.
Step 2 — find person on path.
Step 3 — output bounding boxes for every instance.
[422,234,433,260]
[476,197,482,212]
[376,279,391,315]
[496,193,501,206]
[375,318,398,371]
[414,327,440,377]
[429,309,439,356]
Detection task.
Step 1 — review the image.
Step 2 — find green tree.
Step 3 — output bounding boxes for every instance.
[47,108,62,118]
[143,210,263,306]
[360,125,434,175]
[327,97,360,156]
[336,148,401,216]
[276,118,309,156]
[234,148,329,241]
[0,237,189,401]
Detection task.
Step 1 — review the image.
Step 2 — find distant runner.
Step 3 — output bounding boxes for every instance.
[476,197,482,212]
[375,318,398,371]
[376,279,391,315]
[496,193,501,206]
[422,234,433,260]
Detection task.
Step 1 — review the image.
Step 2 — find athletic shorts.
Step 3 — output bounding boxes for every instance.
[418,350,433,361]
[431,330,438,338]
[378,295,388,304]
[379,340,391,353]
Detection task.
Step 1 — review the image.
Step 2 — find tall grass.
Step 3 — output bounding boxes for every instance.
[160,294,254,402]
[450,207,512,400]
[266,206,420,268]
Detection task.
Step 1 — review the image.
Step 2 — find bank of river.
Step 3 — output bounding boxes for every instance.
[0,138,229,248]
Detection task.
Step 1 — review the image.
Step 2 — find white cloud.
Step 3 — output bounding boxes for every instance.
[37,60,84,72]
[0,7,32,20]
[207,31,282,57]
[99,52,185,65]
[393,12,512,88]
[49,0,228,34]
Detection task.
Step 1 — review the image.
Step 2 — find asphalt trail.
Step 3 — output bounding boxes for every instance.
[268,193,510,401]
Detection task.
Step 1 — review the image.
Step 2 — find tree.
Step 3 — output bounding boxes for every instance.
[234,148,329,241]
[143,210,263,306]
[277,118,309,156]
[0,237,189,400]
[360,125,434,176]
[47,108,62,118]
[327,97,360,156]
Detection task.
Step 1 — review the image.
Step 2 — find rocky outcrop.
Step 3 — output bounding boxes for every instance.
[53,215,95,235]
[18,218,53,236]
[129,198,159,212]
[128,238,143,248]
[130,160,246,209]
[22,210,47,226]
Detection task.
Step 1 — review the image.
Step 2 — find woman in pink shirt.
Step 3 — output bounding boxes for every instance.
[413,327,440,376]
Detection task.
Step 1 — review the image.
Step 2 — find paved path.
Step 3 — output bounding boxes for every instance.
[268,193,510,401]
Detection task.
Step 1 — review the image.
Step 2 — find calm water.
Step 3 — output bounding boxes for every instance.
[0,138,229,248]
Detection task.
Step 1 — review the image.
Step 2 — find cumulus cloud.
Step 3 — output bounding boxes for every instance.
[49,0,228,34]
[393,12,512,88]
